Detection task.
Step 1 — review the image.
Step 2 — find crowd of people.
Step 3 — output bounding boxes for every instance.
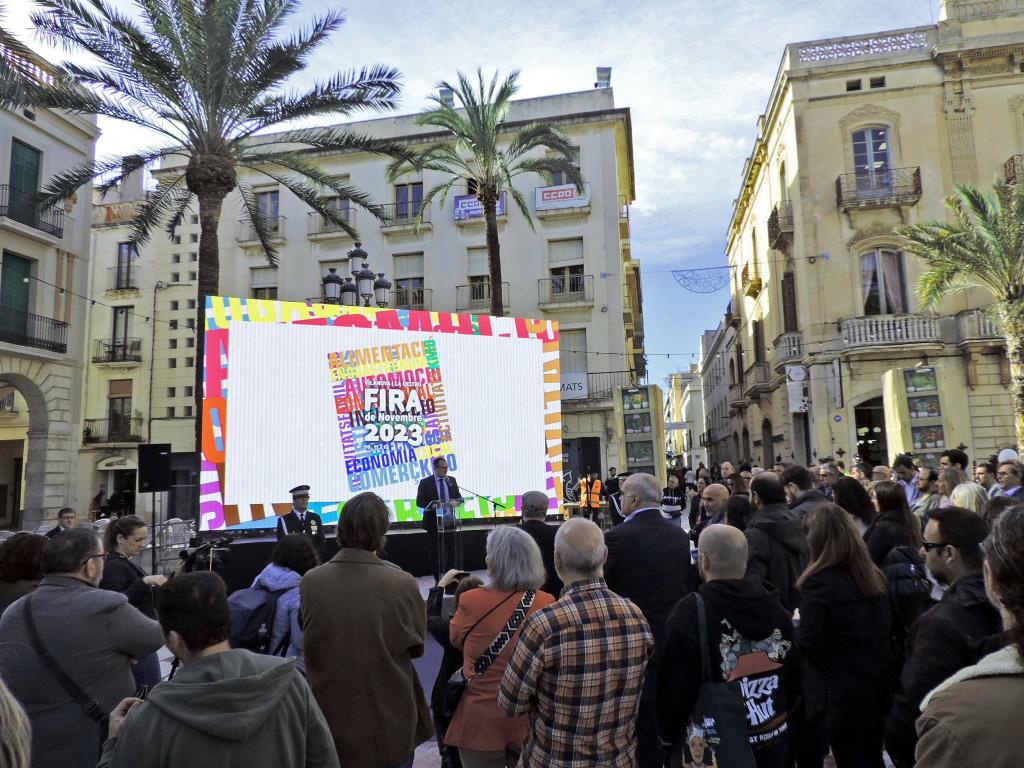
[0,448,1021,767]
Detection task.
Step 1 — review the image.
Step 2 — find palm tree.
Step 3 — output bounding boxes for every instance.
[387,69,582,317]
[6,0,406,449]
[899,181,1024,446]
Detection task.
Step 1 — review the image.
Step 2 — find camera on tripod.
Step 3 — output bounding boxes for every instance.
[180,537,231,572]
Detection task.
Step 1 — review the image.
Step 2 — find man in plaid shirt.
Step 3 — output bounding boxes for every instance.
[498,518,654,767]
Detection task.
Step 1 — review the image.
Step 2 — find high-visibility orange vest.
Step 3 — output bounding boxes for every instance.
[581,478,602,507]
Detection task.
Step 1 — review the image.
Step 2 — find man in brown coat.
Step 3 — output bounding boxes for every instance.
[301,492,433,768]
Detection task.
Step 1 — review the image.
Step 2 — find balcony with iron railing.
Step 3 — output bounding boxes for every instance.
[728,382,746,411]
[1006,155,1024,186]
[743,362,772,398]
[380,201,431,234]
[0,185,64,240]
[839,314,942,351]
[768,201,794,250]
[771,331,803,371]
[392,287,432,311]
[456,282,510,313]
[0,306,69,354]
[561,371,640,408]
[307,208,356,239]
[107,265,138,292]
[92,337,142,365]
[237,216,286,244]
[957,308,1003,347]
[836,168,922,211]
[83,417,144,445]
[538,275,594,308]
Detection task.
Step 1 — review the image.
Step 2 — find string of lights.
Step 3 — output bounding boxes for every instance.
[24,273,190,329]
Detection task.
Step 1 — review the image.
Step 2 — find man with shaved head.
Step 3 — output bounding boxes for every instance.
[657,525,800,767]
[499,519,654,766]
[690,482,730,544]
[604,473,691,768]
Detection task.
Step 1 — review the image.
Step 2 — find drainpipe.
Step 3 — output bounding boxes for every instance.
[146,280,163,444]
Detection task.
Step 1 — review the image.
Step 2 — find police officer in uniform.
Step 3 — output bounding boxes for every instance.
[276,485,325,548]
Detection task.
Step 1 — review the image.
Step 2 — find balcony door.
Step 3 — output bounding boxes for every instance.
[395,182,423,221]
[115,242,134,289]
[852,127,892,194]
[0,252,31,341]
[8,140,40,228]
[107,379,133,441]
[111,306,132,360]
[256,190,279,233]
[860,249,907,316]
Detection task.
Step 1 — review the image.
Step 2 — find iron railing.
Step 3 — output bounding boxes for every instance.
[456,281,510,312]
[0,305,69,353]
[0,184,64,238]
[307,208,355,236]
[108,265,137,291]
[392,287,431,311]
[768,201,794,249]
[561,371,641,405]
[380,201,430,228]
[92,337,142,363]
[1006,155,1023,186]
[538,274,593,304]
[83,417,145,444]
[835,167,922,210]
[0,391,16,413]
[238,216,286,242]
[839,314,941,347]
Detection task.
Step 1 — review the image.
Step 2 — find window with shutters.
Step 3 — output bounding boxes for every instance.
[393,253,424,309]
[251,267,278,300]
[467,247,489,302]
[782,272,798,332]
[548,239,584,295]
[107,379,132,437]
[753,320,766,363]
[559,328,588,375]
[8,139,41,228]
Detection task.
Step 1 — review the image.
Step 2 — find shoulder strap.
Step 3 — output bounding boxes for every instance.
[695,592,712,684]
[472,590,536,678]
[457,590,515,646]
[23,596,109,726]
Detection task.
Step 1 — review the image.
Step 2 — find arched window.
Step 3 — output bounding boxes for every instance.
[859,248,907,315]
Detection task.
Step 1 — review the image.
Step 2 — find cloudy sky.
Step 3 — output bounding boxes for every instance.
[9,0,944,384]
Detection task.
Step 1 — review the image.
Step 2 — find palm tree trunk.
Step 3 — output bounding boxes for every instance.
[1001,300,1024,449]
[484,198,503,317]
[193,191,226,453]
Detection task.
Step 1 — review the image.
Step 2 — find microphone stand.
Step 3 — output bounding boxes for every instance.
[457,484,508,511]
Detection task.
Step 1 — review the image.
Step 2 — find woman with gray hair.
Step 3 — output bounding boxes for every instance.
[445,525,556,768]
[949,482,989,516]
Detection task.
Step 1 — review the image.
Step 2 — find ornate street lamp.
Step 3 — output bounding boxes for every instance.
[340,277,358,306]
[347,242,368,276]
[374,273,392,308]
[355,262,376,306]
[321,267,343,304]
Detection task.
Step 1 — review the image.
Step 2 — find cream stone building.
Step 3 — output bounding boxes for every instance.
[78,77,643,516]
[666,366,708,469]
[0,46,99,529]
[718,0,1024,469]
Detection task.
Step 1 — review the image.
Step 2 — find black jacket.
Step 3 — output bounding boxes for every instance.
[744,503,808,613]
[687,494,703,534]
[863,510,911,566]
[44,525,69,540]
[275,510,325,547]
[415,474,462,533]
[796,565,891,732]
[605,508,691,640]
[520,519,563,597]
[657,578,800,768]
[788,490,829,520]
[661,487,686,518]
[99,553,156,619]
[884,573,1003,766]
[425,585,463,715]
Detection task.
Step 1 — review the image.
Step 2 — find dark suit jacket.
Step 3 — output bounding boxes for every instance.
[276,510,325,547]
[521,518,563,597]
[99,553,157,619]
[604,507,691,640]
[44,525,65,540]
[415,475,461,533]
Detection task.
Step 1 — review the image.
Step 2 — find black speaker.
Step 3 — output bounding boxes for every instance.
[138,443,172,493]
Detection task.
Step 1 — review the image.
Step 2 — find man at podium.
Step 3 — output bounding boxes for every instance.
[416,456,463,581]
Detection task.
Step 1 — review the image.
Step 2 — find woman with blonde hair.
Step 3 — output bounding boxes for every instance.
[937,467,970,508]
[446,525,555,767]
[949,482,989,515]
[796,504,890,768]
[0,676,30,768]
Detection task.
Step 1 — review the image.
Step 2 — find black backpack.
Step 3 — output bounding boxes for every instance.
[883,545,934,669]
[228,585,291,654]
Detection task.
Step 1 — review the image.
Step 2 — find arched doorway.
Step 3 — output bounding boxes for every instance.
[762,418,774,469]
[741,427,751,463]
[0,359,75,530]
[855,396,888,467]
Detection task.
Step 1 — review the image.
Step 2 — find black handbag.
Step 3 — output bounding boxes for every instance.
[441,590,536,722]
[682,593,757,768]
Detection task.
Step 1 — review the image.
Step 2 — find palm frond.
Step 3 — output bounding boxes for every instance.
[125,174,188,248]
[237,181,280,265]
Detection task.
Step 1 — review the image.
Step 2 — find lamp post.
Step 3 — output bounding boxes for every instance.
[324,241,391,308]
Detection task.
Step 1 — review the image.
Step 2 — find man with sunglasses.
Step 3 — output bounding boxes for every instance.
[885,506,1001,767]
[0,528,164,767]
